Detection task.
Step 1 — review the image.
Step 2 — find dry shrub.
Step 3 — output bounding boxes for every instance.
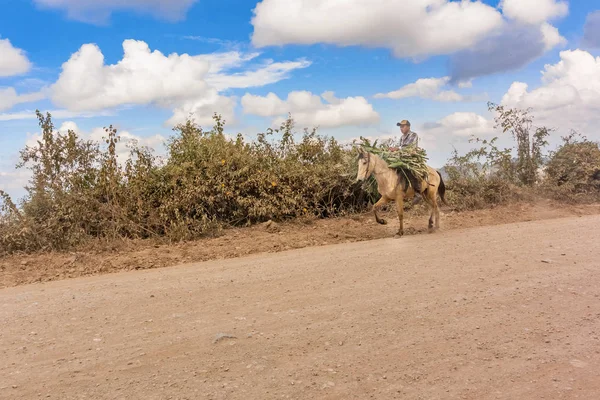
[542,132,600,202]
[3,105,597,256]
[441,103,565,211]
[0,111,371,255]
[442,136,522,211]
[444,175,519,211]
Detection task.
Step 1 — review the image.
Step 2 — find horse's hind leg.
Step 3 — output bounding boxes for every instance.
[432,200,440,231]
[423,187,438,232]
[434,196,441,229]
[431,190,441,231]
[395,191,405,237]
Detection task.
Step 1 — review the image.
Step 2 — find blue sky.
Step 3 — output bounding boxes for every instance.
[1,0,599,200]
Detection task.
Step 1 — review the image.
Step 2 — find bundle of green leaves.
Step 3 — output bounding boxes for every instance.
[359,137,429,183]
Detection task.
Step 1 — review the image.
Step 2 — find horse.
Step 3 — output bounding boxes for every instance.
[355,147,447,237]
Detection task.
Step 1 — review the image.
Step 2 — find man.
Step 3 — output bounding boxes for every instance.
[390,119,422,203]
[388,120,419,151]
[397,119,419,148]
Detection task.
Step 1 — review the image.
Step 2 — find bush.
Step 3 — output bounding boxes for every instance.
[487,102,550,186]
[441,103,554,210]
[0,111,373,255]
[442,139,520,211]
[543,131,600,202]
[2,105,598,256]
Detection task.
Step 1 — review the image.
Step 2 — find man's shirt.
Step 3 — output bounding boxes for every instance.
[400,130,419,148]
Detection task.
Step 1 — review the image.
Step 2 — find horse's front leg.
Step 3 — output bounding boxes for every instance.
[395,191,405,237]
[373,197,389,225]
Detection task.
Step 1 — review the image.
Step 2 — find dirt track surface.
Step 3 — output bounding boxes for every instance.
[3,201,600,289]
[2,215,600,399]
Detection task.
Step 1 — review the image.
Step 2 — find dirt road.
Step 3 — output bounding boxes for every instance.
[2,215,600,399]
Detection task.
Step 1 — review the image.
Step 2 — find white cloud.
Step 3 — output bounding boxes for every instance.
[374,77,466,102]
[0,38,32,77]
[432,112,495,137]
[250,0,504,59]
[500,0,568,25]
[192,50,312,91]
[51,40,211,112]
[540,22,567,51]
[251,0,567,80]
[242,91,379,129]
[419,112,496,164]
[33,0,198,24]
[50,39,310,127]
[500,49,600,135]
[0,88,46,112]
[206,59,311,92]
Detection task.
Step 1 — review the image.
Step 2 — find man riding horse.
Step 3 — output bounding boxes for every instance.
[394,119,419,149]
[389,120,423,202]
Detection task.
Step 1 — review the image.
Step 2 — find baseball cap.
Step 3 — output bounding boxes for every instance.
[396,120,410,126]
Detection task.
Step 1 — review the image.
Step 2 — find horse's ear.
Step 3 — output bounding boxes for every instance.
[357,147,365,158]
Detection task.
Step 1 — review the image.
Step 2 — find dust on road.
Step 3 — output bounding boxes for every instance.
[1,215,600,399]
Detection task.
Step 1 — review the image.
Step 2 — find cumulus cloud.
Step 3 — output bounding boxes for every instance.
[500,0,568,25]
[33,0,198,24]
[540,22,567,51]
[0,38,32,77]
[0,88,46,112]
[51,40,211,112]
[500,49,600,135]
[418,112,496,163]
[373,77,476,102]
[251,0,504,59]
[50,39,310,126]
[583,11,600,48]
[449,22,565,82]
[425,112,495,137]
[241,91,379,129]
[251,0,568,80]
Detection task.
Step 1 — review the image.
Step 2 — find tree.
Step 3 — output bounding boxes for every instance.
[487,102,551,186]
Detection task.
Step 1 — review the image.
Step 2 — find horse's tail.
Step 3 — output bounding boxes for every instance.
[437,170,448,206]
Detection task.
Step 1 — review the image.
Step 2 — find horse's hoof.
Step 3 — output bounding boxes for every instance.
[395,231,404,238]
[377,219,387,225]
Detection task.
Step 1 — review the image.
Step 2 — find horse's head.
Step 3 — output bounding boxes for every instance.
[355,147,373,182]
